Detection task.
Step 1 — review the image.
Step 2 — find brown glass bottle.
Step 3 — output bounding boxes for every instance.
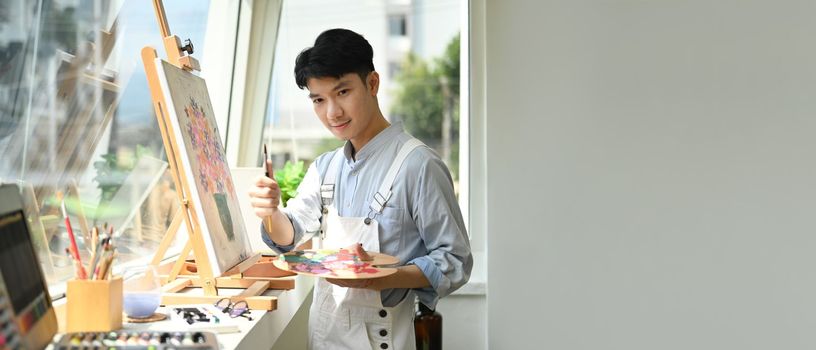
[414,302,442,350]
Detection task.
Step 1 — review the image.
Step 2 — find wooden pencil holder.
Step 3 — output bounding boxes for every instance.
[66,277,123,332]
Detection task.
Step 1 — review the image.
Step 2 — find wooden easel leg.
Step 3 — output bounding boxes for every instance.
[162,278,192,293]
[150,207,183,266]
[168,239,192,282]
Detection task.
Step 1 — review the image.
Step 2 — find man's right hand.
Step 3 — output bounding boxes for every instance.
[249,159,281,223]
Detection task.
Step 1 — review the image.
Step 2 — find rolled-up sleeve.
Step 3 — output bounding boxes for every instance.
[260,162,323,253]
[408,157,473,309]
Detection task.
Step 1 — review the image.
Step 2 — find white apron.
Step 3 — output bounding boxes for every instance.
[308,139,423,350]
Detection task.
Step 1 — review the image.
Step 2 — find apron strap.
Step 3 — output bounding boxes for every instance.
[369,138,425,215]
[321,147,345,209]
[315,148,345,244]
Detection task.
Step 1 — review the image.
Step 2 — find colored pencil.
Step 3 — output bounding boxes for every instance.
[61,200,87,279]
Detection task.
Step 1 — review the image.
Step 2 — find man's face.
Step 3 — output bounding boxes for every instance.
[306,72,378,143]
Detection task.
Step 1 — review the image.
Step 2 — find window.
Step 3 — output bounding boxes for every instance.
[388,14,407,37]
[0,0,211,292]
[263,0,464,197]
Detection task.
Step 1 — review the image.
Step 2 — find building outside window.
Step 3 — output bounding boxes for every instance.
[388,13,407,37]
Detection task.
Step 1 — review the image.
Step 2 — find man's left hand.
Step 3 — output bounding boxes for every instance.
[325,243,384,289]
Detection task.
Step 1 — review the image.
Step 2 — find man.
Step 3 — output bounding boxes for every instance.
[249,28,472,350]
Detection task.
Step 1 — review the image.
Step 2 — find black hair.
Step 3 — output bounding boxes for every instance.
[294,28,375,89]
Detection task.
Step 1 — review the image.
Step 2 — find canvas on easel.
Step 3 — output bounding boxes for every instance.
[153,59,251,277]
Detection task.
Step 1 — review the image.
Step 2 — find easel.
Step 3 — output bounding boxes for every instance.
[141,0,294,310]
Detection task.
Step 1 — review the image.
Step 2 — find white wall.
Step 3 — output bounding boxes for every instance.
[484,0,816,349]
[437,293,486,349]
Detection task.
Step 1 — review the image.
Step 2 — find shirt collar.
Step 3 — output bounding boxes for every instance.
[342,122,403,163]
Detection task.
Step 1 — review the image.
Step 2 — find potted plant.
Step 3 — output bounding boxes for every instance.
[274,160,306,207]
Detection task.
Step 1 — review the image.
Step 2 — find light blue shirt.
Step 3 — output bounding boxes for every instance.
[262,123,473,308]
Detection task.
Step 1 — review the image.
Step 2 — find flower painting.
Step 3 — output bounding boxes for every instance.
[183,99,235,241]
[155,59,251,277]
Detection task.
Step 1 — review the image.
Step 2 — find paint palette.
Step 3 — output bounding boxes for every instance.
[272,249,399,279]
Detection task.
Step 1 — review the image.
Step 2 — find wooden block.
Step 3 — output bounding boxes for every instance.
[186,275,295,290]
[238,281,271,299]
[241,259,297,278]
[178,56,200,72]
[66,277,123,332]
[160,293,277,311]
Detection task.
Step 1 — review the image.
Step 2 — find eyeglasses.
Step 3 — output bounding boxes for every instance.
[214,298,253,321]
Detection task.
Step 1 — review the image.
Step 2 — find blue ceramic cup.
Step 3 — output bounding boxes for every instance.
[122,265,161,318]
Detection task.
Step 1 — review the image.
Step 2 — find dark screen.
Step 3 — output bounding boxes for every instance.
[0,210,48,314]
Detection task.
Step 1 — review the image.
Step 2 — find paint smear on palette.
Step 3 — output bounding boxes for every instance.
[280,249,380,276]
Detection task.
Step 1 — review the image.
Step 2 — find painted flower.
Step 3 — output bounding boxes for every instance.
[183,98,234,195]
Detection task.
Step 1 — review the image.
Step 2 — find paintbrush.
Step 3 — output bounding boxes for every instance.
[263,144,275,232]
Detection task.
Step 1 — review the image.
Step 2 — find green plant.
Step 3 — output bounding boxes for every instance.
[274,160,306,207]
[391,34,460,179]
